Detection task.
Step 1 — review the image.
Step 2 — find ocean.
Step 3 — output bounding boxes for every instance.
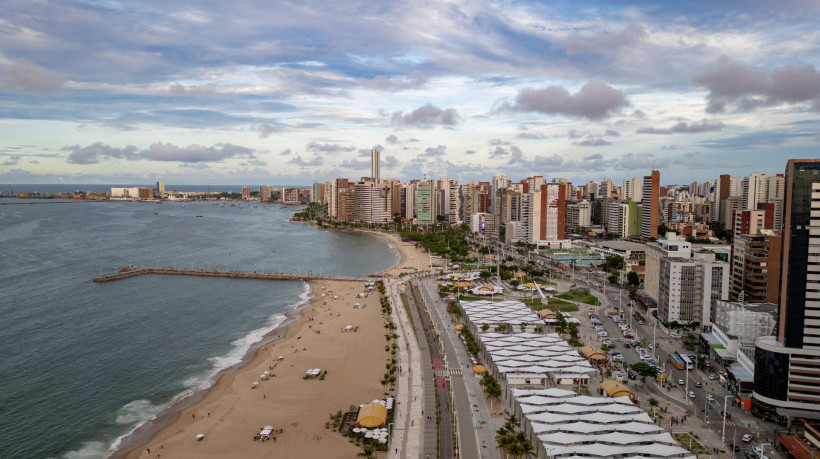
[0,199,399,458]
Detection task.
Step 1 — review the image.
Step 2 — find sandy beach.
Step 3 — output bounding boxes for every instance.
[121,230,434,459]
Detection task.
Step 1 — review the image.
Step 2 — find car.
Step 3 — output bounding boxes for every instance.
[628,371,636,380]
[678,379,685,385]
[598,331,608,336]
[671,333,681,338]
[708,373,719,380]
[615,338,624,342]
[612,354,623,361]
[742,434,752,442]
[689,391,696,398]
[706,393,715,401]
[637,320,645,325]
[694,381,702,388]
[745,451,756,459]
[728,443,740,452]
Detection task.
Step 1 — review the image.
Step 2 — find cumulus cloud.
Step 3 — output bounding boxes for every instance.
[422,145,447,157]
[61,142,256,164]
[252,121,284,138]
[488,138,512,146]
[504,80,628,120]
[385,134,399,144]
[391,103,460,128]
[367,72,427,92]
[604,129,620,137]
[637,119,725,135]
[382,155,401,168]
[692,56,820,113]
[288,155,323,167]
[517,132,547,139]
[0,59,64,93]
[279,148,292,155]
[3,155,21,166]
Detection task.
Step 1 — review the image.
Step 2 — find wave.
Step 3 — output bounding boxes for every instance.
[77,282,314,459]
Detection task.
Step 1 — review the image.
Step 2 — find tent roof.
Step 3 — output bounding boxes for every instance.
[357,403,387,428]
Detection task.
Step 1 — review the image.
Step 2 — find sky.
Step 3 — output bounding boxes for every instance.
[0,0,818,186]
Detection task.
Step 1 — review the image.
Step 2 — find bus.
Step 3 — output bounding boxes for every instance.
[669,353,685,370]
[680,354,694,370]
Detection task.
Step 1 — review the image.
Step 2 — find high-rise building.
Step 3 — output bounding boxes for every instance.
[156,181,165,198]
[622,177,642,201]
[491,175,511,214]
[566,200,592,231]
[730,230,781,303]
[241,186,251,200]
[743,172,767,210]
[641,170,660,239]
[354,179,392,223]
[259,185,273,202]
[371,148,380,180]
[607,201,642,237]
[416,179,435,224]
[658,253,730,325]
[282,187,299,204]
[753,159,820,423]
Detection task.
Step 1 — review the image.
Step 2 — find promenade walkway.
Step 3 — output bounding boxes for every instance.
[387,279,424,458]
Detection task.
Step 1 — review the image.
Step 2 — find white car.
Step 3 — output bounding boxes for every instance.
[706,393,715,401]
[678,379,685,385]
[742,434,752,442]
[689,391,696,398]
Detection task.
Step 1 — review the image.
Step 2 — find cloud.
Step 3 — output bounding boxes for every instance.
[517,132,547,139]
[279,148,292,155]
[2,155,21,166]
[385,134,399,144]
[61,142,257,164]
[488,138,512,146]
[564,25,647,56]
[464,149,476,155]
[367,72,427,92]
[252,122,284,138]
[391,103,460,128]
[0,59,64,93]
[305,142,356,153]
[382,155,401,168]
[692,56,820,113]
[288,155,323,167]
[574,138,612,147]
[604,130,620,137]
[637,119,725,135]
[338,158,370,168]
[504,80,628,120]
[422,145,447,157]
[617,153,669,170]
[489,146,509,158]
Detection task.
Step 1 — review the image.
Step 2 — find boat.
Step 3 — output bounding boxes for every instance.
[169,214,175,217]
[153,212,158,215]
[196,215,203,217]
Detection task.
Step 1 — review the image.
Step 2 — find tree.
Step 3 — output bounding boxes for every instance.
[510,279,520,288]
[627,271,640,287]
[482,323,490,332]
[629,362,659,384]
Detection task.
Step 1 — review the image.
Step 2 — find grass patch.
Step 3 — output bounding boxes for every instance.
[558,304,579,312]
[672,433,710,455]
[556,288,598,305]
[458,295,502,302]
[547,298,574,306]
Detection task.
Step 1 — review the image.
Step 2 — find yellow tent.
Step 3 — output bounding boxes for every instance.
[356,403,387,428]
[600,380,636,402]
[455,324,464,331]
[538,309,557,319]
[453,282,472,288]
[473,365,487,374]
[579,346,608,363]
[523,282,537,288]
[451,273,466,279]
[478,285,494,291]
[514,271,527,280]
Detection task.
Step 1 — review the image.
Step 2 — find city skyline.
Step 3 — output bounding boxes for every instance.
[1,0,819,186]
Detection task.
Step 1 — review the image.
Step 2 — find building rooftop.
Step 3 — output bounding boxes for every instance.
[596,240,647,253]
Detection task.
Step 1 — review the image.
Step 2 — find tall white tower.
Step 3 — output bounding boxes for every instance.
[371,148,380,181]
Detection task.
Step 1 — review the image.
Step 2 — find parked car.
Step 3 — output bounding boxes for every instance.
[612,354,623,362]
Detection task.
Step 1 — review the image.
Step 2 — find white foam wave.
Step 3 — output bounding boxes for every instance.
[62,441,108,459]
[103,282,312,457]
[114,399,165,425]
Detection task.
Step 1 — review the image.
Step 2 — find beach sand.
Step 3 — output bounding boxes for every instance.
[120,229,436,459]
[122,279,392,459]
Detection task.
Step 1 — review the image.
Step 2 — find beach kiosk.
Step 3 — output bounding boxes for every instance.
[356,402,387,428]
[472,365,487,376]
[600,379,637,402]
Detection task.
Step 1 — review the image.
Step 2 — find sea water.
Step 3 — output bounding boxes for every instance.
[0,199,399,458]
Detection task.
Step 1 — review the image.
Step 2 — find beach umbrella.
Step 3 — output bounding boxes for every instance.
[378,437,387,444]
[196,433,205,441]
[278,355,284,360]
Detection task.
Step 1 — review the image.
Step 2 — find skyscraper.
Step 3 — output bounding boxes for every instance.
[371,148,380,181]
[641,170,660,239]
[753,159,820,422]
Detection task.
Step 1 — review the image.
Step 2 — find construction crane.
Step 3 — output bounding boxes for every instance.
[8,184,13,196]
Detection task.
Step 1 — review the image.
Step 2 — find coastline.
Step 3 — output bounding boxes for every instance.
[116,225,413,459]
